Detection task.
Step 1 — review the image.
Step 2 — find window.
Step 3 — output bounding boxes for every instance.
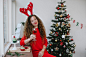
[3,0,8,44]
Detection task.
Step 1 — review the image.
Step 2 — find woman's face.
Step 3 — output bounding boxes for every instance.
[30,16,38,27]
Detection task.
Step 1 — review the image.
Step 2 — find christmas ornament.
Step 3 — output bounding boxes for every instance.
[67,32,70,35]
[55,38,58,42]
[54,14,56,16]
[60,15,63,17]
[71,39,73,41]
[74,44,76,47]
[65,10,66,12]
[55,32,58,36]
[59,28,61,30]
[76,22,79,26]
[66,24,69,27]
[63,45,66,48]
[71,18,73,21]
[68,23,71,27]
[59,53,61,56]
[66,48,69,53]
[62,35,65,38]
[64,17,66,19]
[61,3,63,7]
[55,23,58,27]
[81,23,83,29]
[70,51,72,54]
[60,42,63,46]
[66,14,70,19]
[62,22,65,26]
[51,49,53,51]
[73,51,75,53]
[55,47,59,51]
[60,40,62,42]
[65,34,67,36]
[57,7,60,10]
[73,20,75,23]
[50,31,53,34]
[49,44,52,46]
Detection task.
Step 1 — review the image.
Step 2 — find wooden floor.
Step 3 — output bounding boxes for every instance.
[5,43,33,57]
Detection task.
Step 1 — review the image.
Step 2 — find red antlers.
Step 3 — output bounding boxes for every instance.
[19,2,33,17]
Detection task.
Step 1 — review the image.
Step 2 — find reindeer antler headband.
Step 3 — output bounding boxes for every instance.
[19,2,33,17]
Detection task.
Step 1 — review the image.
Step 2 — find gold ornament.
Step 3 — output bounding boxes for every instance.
[65,34,67,36]
[68,40,69,42]
[60,15,62,17]
[55,39,57,42]
[74,45,76,47]
[66,24,69,27]
[56,23,58,27]
[54,14,56,16]
[50,31,53,34]
[68,23,71,27]
[70,51,72,54]
[59,28,61,30]
[62,5,64,7]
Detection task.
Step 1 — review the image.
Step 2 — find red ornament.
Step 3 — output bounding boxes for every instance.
[67,32,70,35]
[66,14,70,20]
[64,17,66,19]
[63,45,66,48]
[55,32,58,36]
[71,39,73,41]
[60,40,62,42]
[60,42,63,46]
[73,51,75,53]
[81,23,83,29]
[65,10,66,12]
[50,44,52,46]
[73,20,75,23]
[57,7,60,10]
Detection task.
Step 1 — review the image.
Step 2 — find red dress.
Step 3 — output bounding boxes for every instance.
[20,28,56,57]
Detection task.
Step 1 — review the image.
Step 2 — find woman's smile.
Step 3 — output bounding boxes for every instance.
[34,22,37,24]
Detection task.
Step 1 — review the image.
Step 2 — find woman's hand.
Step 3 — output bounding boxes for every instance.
[38,45,46,57]
[38,50,44,57]
[30,34,36,40]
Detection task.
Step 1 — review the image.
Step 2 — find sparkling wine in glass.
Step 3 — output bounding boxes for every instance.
[32,28,37,41]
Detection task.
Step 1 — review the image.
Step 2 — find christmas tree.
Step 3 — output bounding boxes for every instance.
[46,0,76,57]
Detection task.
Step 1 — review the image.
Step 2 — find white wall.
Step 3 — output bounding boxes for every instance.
[14,0,86,57]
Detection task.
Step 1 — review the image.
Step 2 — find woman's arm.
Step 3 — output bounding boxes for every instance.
[42,38,48,52]
[20,35,32,46]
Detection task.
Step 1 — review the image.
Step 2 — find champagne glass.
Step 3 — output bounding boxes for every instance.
[32,28,37,41]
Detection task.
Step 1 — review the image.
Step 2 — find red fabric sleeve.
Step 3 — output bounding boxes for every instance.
[20,34,27,46]
[44,38,48,47]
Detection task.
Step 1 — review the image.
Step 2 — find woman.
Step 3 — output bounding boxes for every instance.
[20,14,56,57]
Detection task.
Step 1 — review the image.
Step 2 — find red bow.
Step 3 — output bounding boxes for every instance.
[19,2,33,17]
